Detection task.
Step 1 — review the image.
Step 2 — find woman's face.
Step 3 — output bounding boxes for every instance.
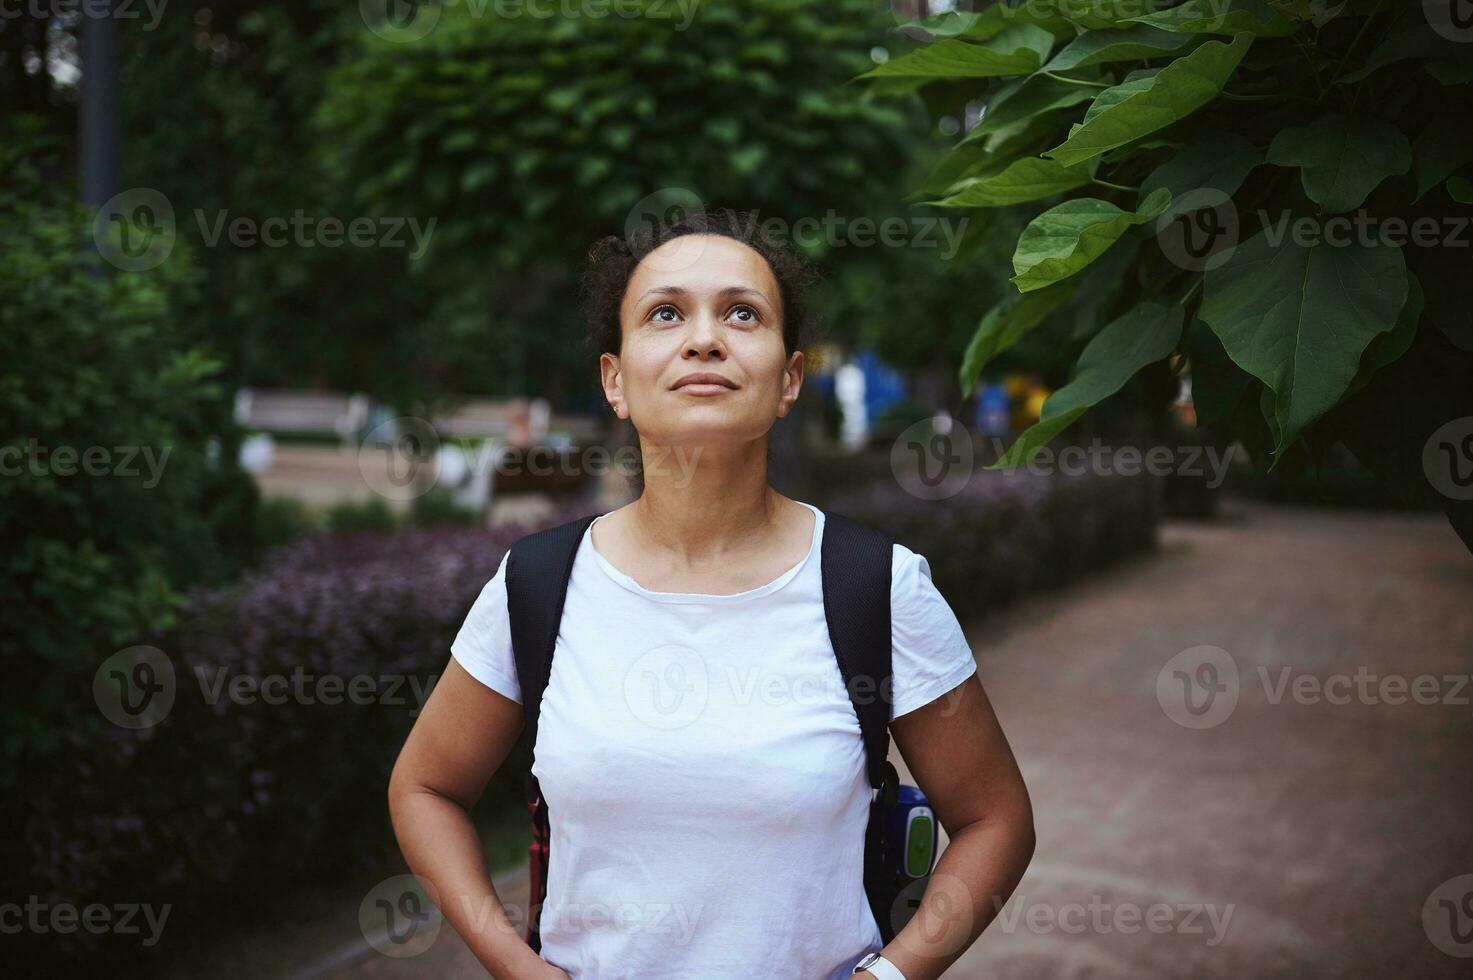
[601,234,804,451]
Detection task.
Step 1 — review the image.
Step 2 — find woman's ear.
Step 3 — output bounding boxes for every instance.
[776,349,805,418]
[600,352,629,420]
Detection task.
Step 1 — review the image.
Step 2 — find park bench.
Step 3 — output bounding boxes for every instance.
[234,388,371,446]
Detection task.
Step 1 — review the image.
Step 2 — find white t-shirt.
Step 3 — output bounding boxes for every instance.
[450,501,977,980]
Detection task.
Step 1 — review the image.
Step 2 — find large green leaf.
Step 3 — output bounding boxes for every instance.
[1187,317,1251,426]
[990,301,1185,468]
[1054,0,1159,30]
[954,2,1075,40]
[1140,132,1263,205]
[1412,107,1473,202]
[935,156,1093,207]
[977,110,1078,160]
[1128,0,1299,36]
[1200,230,1409,452]
[859,24,1055,80]
[959,280,1078,396]
[964,75,1099,142]
[1011,188,1170,292]
[1266,115,1412,214]
[918,144,1000,198]
[1044,33,1252,167]
[1043,24,1197,72]
[1337,23,1468,85]
[1355,273,1425,388]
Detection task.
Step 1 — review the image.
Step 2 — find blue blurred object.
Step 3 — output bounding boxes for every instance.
[975,382,1011,437]
[855,348,907,423]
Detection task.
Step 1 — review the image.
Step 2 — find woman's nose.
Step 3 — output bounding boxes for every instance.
[683,314,725,358]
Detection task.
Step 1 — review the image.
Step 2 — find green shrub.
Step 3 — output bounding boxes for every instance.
[323,497,400,533]
[410,486,483,528]
[0,172,256,779]
[253,495,321,548]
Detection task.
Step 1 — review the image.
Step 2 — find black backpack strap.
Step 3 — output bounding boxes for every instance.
[505,511,601,954]
[819,508,896,790]
[505,512,602,761]
[819,508,902,943]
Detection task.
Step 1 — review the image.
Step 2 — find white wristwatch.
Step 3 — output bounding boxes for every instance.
[852,951,906,980]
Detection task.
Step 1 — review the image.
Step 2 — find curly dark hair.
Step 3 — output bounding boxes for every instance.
[580,206,823,362]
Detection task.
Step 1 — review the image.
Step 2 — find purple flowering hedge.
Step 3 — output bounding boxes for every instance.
[824,468,1160,616]
[27,470,1156,970]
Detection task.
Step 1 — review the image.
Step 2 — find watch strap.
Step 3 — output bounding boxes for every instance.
[854,952,906,980]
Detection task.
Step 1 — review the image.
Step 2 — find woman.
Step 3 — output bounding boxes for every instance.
[388,210,1035,979]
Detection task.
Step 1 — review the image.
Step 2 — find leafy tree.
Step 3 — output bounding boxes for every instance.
[0,123,256,783]
[863,0,1473,548]
[117,1,439,404]
[316,0,936,405]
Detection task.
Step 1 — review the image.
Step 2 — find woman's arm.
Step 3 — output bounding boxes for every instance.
[863,673,1036,980]
[387,657,568,979]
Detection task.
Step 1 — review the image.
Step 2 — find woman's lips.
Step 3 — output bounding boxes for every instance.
[672,382,735,396]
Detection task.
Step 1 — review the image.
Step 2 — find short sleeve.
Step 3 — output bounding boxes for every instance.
[889,544,977,721]
[450,551,522,703]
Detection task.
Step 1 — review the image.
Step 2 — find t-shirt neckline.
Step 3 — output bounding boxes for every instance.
[584,501,824,604]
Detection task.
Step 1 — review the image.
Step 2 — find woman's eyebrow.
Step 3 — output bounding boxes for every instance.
[636,285,771,303]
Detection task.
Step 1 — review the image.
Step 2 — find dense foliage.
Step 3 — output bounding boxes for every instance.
[316,0,937,403]
[18,515,549,969]
[0,124,255,788]
[830,466,1160,605]
[864,0,1473,547]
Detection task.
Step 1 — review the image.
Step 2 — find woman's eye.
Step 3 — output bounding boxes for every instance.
[730,305,758,323]
[650,305,679,323]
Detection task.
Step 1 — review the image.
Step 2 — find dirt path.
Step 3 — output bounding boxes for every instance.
[324,503,1473,979]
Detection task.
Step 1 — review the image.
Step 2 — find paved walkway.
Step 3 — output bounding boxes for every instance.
[324,503,1473,978]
